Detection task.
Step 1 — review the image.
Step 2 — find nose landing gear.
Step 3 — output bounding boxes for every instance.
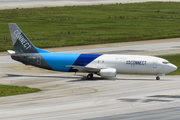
[156,76,160,80]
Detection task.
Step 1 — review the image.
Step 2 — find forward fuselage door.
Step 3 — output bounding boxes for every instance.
[153,60,157,68]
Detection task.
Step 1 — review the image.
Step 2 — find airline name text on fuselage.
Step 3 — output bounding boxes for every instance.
[126,60,147,65]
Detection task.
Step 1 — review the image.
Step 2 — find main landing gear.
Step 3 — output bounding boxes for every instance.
[87,73,93,79]
[156,76,160,80]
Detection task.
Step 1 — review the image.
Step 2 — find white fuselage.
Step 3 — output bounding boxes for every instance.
[8,23,177,80]
[86,54,177,75]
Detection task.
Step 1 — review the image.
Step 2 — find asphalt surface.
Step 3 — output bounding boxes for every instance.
[1,74,180,120]
[0,38,180,119]
[58,39,180,55]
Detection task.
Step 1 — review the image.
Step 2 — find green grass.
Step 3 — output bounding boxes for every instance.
[159,54,180,75]
[1,2,180,51]
[0,85,41,97]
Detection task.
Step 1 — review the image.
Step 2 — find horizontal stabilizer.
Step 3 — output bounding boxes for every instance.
[7,50,27,57]
[7,50,15,55]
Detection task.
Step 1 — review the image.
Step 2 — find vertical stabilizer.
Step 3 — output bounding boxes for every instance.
[9,23,39,54]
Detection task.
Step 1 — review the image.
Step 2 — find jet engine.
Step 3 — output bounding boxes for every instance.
[98,68,117,77]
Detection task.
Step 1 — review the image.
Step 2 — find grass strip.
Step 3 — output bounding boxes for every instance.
[0,85,41,97]
[0,2,180,51]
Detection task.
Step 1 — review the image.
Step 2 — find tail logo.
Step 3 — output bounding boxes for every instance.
[13,30,32,50]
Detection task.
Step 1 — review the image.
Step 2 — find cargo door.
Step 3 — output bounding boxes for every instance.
[37,56,41,65]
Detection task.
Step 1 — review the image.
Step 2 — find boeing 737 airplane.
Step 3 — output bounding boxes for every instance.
[8,23,177,80]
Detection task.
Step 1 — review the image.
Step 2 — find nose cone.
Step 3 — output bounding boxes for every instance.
[171,64,177,72]
[163,64,177,74]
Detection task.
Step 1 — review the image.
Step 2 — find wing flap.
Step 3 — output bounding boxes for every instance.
[71,65,100,73]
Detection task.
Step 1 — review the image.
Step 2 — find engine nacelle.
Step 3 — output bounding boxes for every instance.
[99,68,117,77]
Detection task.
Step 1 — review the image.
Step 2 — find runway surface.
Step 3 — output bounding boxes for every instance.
[1,74,180,120]
[0,38,180,119]
[1,0,180,10]
[57,38,180,56]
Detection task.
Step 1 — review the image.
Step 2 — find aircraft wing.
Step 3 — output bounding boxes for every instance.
[71,65,100,73]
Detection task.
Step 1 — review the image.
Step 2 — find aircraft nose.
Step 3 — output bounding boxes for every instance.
[163,64,177,73]
[171,64,177,72]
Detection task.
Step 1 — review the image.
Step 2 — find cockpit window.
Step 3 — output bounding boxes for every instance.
[162,61,170,64]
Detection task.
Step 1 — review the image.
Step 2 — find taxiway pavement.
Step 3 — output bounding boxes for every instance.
[1,74,180,120]
[0,38,180,119]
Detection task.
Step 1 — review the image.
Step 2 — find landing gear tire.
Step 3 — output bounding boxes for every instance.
[156,76,160,80]
[87,73,93,79]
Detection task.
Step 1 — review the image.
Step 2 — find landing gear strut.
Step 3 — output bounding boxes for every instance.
[156,76,160,80]
[87,73,93,79]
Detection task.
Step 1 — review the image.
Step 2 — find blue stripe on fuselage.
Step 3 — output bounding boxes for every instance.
[39,53,81,72]
[69,54,102,72]
[73,54,102,66]
[39,51,102,72]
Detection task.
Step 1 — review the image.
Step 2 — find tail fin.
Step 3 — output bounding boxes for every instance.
[9,23,49,54]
